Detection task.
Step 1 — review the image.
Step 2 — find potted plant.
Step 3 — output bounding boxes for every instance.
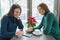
[26,17,37,28]
[26,17,37,33]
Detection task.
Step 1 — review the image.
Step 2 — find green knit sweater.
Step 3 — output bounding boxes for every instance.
[33,12,60,40]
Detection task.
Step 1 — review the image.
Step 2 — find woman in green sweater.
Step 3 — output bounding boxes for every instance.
[26,3,60,40]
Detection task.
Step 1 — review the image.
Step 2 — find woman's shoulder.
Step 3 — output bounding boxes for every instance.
[1,15,10,20]
[46,12,56,20]
[47,12,55,17]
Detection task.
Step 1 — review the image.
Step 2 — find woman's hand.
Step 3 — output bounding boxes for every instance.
[26,27,33,33]
[15,30,23,37]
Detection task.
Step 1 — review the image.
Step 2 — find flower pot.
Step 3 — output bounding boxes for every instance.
[26,27,33,33]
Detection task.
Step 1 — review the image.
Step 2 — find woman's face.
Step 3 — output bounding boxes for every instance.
[37,7,45,15]
[13,8,21,19]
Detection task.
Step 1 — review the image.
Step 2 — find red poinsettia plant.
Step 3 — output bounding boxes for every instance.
[26,17,37,28]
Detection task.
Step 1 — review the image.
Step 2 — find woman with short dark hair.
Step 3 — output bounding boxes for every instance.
[0,4,24,40]
[26,3,60,40]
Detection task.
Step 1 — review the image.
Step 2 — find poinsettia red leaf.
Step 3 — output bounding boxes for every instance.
[27,17,37,27]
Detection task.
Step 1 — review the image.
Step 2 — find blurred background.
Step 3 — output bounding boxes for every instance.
[0,0,60,30]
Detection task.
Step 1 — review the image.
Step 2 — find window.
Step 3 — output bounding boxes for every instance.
[1,0,27,20]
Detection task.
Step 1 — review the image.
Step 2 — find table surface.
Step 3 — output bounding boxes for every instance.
[11,32,56,40]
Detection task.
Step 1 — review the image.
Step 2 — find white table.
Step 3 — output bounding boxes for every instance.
[11,31,56,40]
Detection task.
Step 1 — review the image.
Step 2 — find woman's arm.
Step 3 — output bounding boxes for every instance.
[33,17,44,30]
[17,19,24,31]
[1,16,15,38]
[43,14,54,34]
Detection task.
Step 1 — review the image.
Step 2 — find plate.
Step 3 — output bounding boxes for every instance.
[32,30,42,36]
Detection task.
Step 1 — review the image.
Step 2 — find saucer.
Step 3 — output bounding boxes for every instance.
[32,29,42,36]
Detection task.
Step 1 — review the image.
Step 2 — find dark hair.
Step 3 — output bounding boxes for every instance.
[37,3,50,13]
[7,4,22,17]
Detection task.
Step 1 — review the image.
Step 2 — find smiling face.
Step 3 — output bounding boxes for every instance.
[13,8,21,19]
[37,7,45,15]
